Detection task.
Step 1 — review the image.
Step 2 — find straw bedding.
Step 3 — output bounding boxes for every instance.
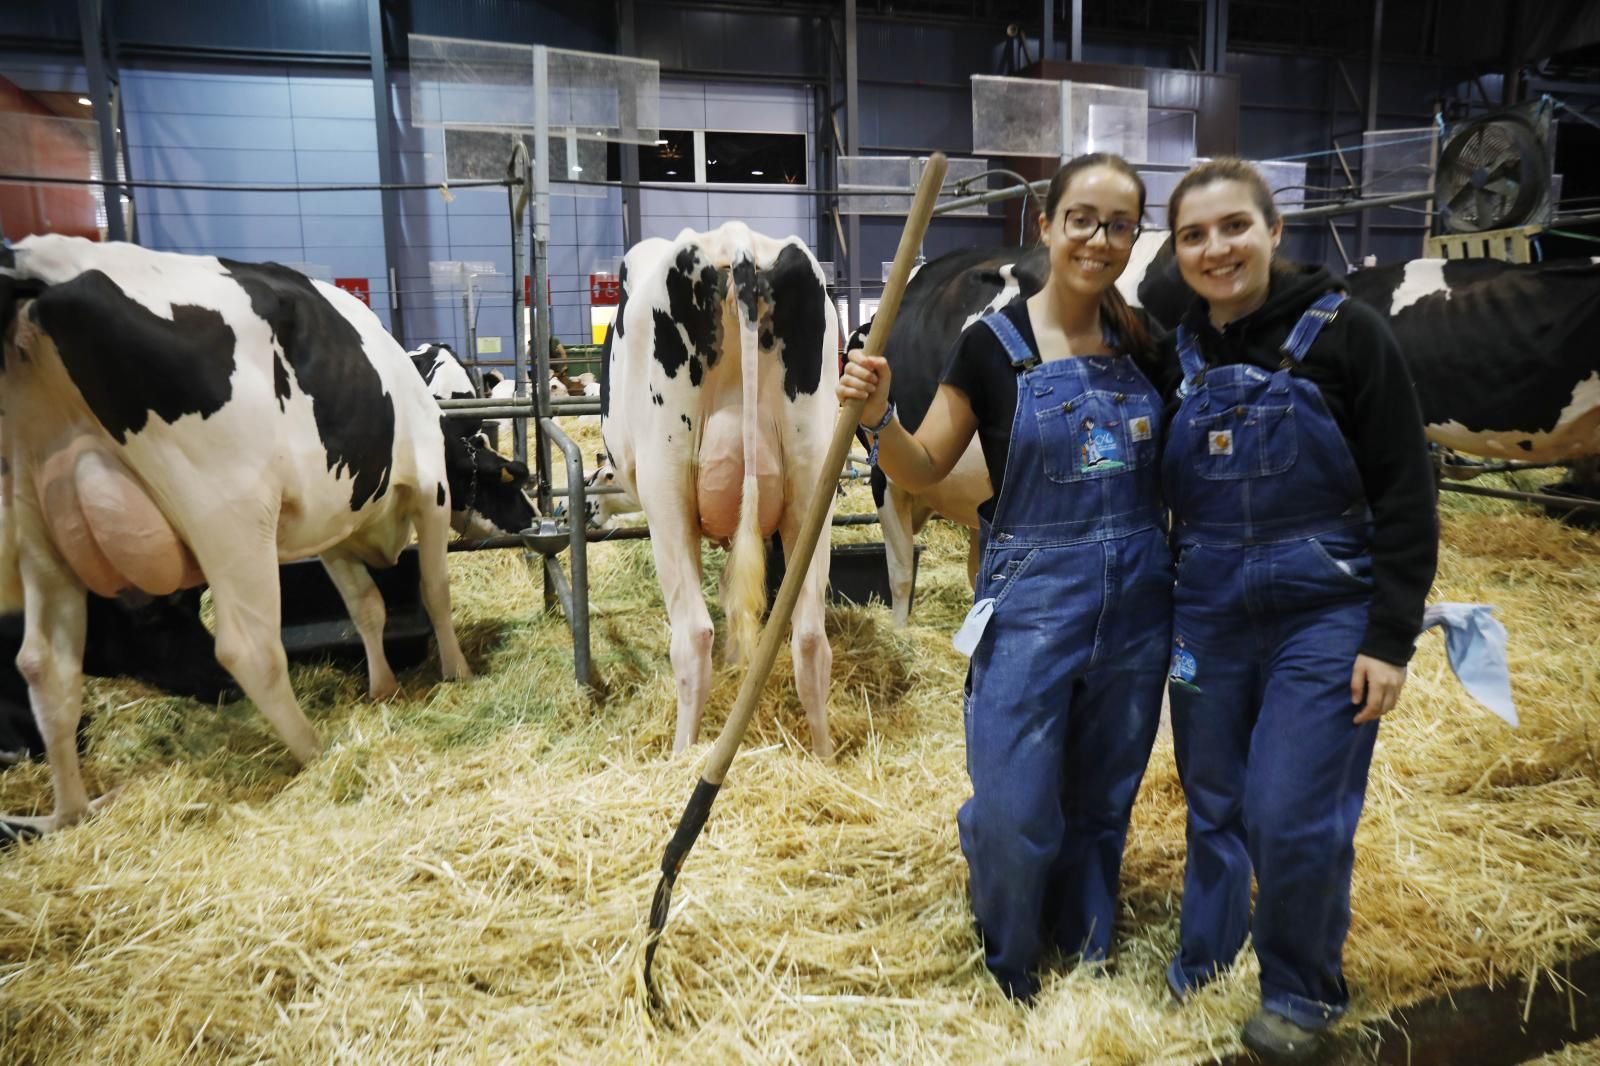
[1,433,1596,1064]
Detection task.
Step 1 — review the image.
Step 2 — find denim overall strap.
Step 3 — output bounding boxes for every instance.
[1175,325,1206,393]
[981,311,1039,369]
[1280,291,1346,365]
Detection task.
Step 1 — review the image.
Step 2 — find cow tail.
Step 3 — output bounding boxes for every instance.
[724,241,767,665]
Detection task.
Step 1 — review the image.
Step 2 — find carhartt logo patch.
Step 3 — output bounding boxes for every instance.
[1129,415,1152,442]
[1209,430,1233,456]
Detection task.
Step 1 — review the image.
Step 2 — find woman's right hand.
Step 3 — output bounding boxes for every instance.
[837,347,893,427]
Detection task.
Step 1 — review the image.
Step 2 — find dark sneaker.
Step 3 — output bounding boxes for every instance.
[1240,1009,1323,1061]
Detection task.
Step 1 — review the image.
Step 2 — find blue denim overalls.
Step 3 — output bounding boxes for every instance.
[956,311,1171,1000]
[1162,292,1379,1029]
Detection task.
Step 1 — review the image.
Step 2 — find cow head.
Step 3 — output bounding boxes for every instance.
[553,451,633,529]
[440,426,537,538]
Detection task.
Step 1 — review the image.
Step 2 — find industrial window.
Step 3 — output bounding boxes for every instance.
[704,131,807,185]
[636,129,696,182]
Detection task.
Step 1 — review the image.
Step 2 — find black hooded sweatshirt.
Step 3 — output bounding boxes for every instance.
[1159,264,1438,667]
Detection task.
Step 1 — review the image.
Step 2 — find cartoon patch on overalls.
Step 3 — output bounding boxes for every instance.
[1169,636,1202,693]
[1080,417,1125,472]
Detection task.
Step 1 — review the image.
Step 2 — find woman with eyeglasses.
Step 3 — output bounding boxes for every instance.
[1158,159,1437,1061]
[838,153,1175,1002]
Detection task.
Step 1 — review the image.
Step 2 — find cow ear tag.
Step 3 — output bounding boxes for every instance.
[500,467,517,484]
[1168,636,1202,693]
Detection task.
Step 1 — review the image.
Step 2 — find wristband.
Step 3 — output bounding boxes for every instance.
[862,401,895,467]
[861,401,896,434]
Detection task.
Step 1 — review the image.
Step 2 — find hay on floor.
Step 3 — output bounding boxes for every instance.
[1,454,1597,1064]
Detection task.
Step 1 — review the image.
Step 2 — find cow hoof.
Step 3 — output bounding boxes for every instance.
[369,679,400,701]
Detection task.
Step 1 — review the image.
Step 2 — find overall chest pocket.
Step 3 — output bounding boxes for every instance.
[1034,388,1157,484]
[1187,402,1297,481]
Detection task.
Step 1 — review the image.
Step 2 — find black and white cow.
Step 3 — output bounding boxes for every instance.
[407,342,537,538]
[0,235,475,834]
[1,589,239,767]
[864,240,1600,623]
[602,224,839,757]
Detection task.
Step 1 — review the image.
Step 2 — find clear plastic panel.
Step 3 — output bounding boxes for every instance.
[1064,83,1147,162]
[971,75,1063,157]
[927,155,995,217]
[442,129,603,197]
[838,155,916,215]
[408,35,534,130]
[546,46,659,145]
[1146,108,1197,165]
[1254,159,1309,212]
[1361,126,1436,195]
[1137,167,1185,229]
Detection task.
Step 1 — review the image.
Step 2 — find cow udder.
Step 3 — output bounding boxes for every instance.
[695,405,785,541]
[34,437,203,598]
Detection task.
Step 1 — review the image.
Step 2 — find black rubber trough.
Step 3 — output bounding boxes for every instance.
[279,548,432,671]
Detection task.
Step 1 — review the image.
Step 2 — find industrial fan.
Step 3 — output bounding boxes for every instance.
[1436,103,1555,233]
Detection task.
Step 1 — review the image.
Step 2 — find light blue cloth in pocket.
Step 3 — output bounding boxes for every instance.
[1421,603,1517,727]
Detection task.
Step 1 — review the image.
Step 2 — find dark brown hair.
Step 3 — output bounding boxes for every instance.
[1167,157,1296,274]
[1041,153,1152,356]
[1167,156,1281,230]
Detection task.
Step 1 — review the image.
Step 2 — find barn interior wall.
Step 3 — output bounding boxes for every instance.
[9,5,1592,345]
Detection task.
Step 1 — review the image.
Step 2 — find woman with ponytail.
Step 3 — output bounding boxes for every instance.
[838,153,1174,1002]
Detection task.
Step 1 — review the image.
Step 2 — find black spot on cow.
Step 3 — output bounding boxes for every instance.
[31,271,238,444]
[650,388,664,406]
[222,261,396,512]
[680,413,692,431]
[760,329,775,350]
[766,243,828,400]
[1518,439,1534,451]
[273,352,292,411]
[436,482,447,507]
[731,256,763,326]
[600,318,613,420]
[1345,257,1600,436]
[613,261,629,341]
[652,308,689,380]
[656,246,726,387]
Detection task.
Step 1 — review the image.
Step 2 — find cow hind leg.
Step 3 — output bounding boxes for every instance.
[201,541,321,766]
[4,551,92,836]
[319,553,399,700]
[645,507,714,755]
[413,499,470,681]
[879,483,919,629]
[780,510,834,760]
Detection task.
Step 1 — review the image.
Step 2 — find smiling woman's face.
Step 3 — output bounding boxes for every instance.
[1171,178,1283,324]
[1038,165,1141,303]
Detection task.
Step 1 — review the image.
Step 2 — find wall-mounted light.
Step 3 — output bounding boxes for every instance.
[77,96,91,105]
[750,169,764,176]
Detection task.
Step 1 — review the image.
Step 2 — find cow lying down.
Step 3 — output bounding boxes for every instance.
[0,235,481,836]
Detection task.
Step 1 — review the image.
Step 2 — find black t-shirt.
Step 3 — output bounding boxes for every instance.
[1160,265,1439,666]
[938,295,1173,521]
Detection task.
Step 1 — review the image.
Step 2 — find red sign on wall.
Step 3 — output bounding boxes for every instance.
[335,277,371,306]
[589,273,621,305]
[523,275,555,306]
